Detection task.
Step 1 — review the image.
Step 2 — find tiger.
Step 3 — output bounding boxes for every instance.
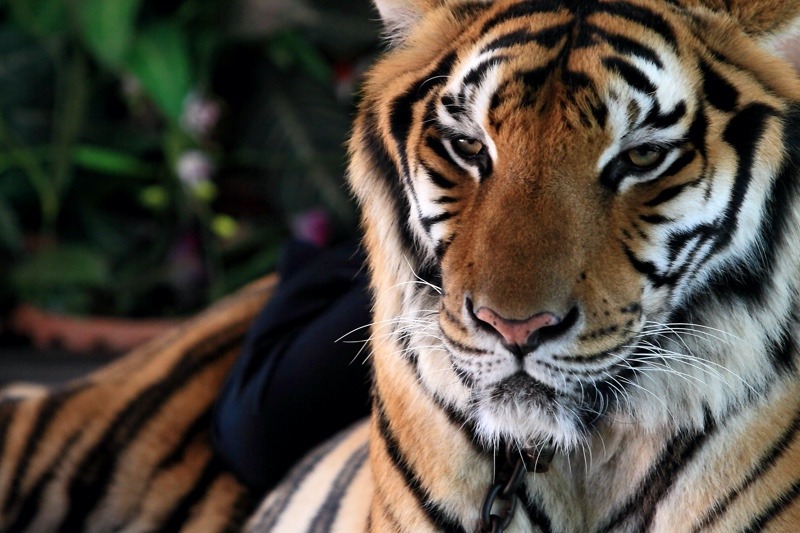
[5,0,800,532]
[248,0,800,531]
[0,274,277,532]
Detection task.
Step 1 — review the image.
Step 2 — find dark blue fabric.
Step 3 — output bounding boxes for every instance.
[210,240,372,493]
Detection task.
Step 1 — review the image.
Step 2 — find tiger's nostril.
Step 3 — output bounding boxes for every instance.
[474,306,561,346]
[466,298,579,353]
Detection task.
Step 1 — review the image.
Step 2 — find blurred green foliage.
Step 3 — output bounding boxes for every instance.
[0,0,377,317]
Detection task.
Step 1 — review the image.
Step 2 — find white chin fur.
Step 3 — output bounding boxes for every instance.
[470,390,585,452]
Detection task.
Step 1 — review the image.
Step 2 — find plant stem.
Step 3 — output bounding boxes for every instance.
[50,44,89,222]
[0,115,59,235]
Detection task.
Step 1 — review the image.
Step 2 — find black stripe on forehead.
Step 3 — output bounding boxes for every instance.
[700,60,738,113]
[478,3,673,117]
[389,51,458,178]
[603,57,657,95]
[591,2,677,48]
[481,1,677,48]
[461,55,510,89]
[643,101,687,130]
[481,23,571,54]
[480,0,568,35]
[589,26,664,68]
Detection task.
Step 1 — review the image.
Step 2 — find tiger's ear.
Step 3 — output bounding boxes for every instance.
[372,0,442,43]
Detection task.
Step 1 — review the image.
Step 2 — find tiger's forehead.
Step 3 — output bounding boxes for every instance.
[437,0,697,144]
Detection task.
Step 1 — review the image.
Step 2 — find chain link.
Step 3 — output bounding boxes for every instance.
[476,443,555,533]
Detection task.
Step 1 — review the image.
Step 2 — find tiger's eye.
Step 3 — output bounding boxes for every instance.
[453,138,484,157]
[626,146,664,168]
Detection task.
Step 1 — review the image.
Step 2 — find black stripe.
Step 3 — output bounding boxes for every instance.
[562,69,593,92]
[462,56,509,89]
[416,260,443,291]
[435,196,458,204]
[687,102,709,160]
[700,60,738,112]
[519,490,553,533]
[593,2,677,48]
[666,223,715,265]
[693,405,800,531]
[56,339,242,532]
[598,423,713,532]
[375,400,467,532]
[742,480,800,533]
[158,457,227,531]
[603,57,656,95]
[452,1,493,23]
[643,101,686,129]
[714,103,774,253]
[155,409,212,471]
[703,104,793,307]
[591,26,663,68]
[434,237,452,260]
[4,432,82,531]
[639,214,670,225]
[389,51,457,177]
[118,411,250,533]
[425,136,459,171]
[439,94,465,116]
[2,385,82,515]
[767,321,798,375]
[591,101,608,129]
[0,398,21,472]
[427,167,458,190]
[519,56,561,106]
[483,24,570,54]
[644,181,690,206]
[249,423,359,531]
[658,149,696,180]
[362,112,417,255]
[623,245,672,288]
[308,443,369,532]
[480,1,565,35]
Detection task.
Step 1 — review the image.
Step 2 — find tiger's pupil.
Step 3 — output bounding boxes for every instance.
[627,146,663,168]
[454,138,484,157]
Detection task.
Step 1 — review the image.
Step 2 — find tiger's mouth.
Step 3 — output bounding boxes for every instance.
[492,372,559,409]
[444,331,645,449]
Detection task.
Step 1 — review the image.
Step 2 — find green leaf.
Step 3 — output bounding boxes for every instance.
[10,244,111,292]
[76,0,142,67]
[72,145,152,177]
[8,0,69,36]
[126,23,193,122]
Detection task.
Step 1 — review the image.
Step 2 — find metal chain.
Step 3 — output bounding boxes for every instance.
[476,443,555,533]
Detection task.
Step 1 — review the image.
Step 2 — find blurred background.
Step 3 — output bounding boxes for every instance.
[0,0,378,382]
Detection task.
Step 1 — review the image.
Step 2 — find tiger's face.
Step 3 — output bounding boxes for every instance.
[351,0,800,452]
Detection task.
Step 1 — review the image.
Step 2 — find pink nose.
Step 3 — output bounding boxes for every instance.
[474,307,561,346]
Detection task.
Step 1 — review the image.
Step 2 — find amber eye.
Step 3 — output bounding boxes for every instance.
[453,138,484,158]
[626,145,665,168]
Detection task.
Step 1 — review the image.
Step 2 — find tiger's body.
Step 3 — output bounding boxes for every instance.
[5,0,800,531]
[0,275,277,532]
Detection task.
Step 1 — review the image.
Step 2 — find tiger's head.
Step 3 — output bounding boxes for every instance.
[349,0,800,453]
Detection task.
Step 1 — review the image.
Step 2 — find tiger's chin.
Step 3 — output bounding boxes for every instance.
[469,373,589,453]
